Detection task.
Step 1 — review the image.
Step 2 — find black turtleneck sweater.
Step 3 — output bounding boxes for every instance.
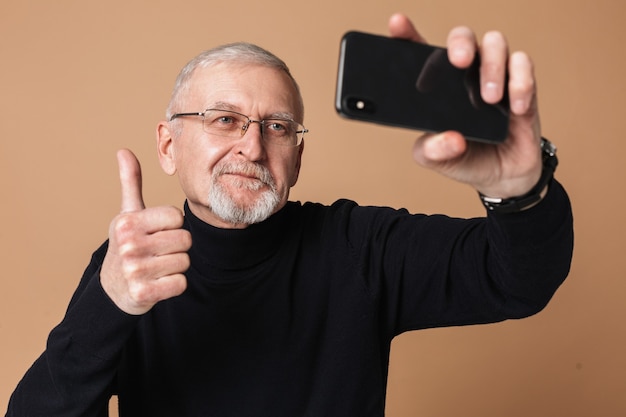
[6,180,573,416]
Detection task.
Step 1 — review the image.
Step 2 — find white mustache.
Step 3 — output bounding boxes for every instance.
[213,161,276,190]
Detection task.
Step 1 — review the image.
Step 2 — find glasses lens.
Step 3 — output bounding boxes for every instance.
[202,110,247,137]
[263,119,306,146]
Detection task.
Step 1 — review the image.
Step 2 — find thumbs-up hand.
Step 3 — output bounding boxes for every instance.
[100,149,191,315]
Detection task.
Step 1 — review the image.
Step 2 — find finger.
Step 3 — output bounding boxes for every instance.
[110,208,187,261]
[117,149,146,213]
[129,252,190,285]
[412,131,467,167]
[508,51,536,116]
[388,13,427,43]
[155,254,191,282]
[446,26,477,68]
[479,31,508,104]
[147,228,192,257]
[126,272,188,313]
[134,206,186,234]
[151,273,188,302]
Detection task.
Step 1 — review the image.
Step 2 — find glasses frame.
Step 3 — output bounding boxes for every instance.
[169,108,308,147]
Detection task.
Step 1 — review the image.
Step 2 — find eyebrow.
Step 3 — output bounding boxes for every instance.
[209,101,296,121]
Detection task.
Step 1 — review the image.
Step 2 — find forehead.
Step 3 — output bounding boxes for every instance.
[185,62,302,119]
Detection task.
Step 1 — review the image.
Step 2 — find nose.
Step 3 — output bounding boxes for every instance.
[236,120,265,161]
[242,119,264,138]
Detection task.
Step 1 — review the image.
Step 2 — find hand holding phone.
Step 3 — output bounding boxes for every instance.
[335,31,510,143]
[339,15,546,201]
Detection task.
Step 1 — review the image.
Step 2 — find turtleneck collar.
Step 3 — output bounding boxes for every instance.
[183,201,292,273]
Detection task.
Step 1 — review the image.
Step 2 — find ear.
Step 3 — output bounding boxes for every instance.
[289,140,305,187]
[157,121,177,175]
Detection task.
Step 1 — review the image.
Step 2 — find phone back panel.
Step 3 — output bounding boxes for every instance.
[335,31,509,143]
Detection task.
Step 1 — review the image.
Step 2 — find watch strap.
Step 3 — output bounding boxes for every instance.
[479,138,558,214]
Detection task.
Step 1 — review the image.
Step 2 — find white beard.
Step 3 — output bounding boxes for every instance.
[208,161,281,225]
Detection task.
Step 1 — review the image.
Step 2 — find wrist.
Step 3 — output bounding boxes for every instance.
[479,138,558,214]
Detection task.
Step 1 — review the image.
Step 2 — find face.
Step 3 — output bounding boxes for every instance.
[157,62,304,229]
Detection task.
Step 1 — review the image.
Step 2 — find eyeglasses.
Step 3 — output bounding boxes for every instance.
[169,108,308,147]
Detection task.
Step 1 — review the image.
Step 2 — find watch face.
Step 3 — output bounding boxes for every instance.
[541,137,557,157]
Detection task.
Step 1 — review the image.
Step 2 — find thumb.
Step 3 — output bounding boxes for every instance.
[413,131,467,167]
[117,149,146,213]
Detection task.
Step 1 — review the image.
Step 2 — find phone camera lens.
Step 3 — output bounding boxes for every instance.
[346,97,375,114]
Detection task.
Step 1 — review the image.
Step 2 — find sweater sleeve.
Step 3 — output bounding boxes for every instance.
[5,242,140,417]
[349,179,574,337]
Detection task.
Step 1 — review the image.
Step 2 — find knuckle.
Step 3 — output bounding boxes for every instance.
[127,282,152,305]
[482,61,504,75]
[112,213,140,238]
[118,240,139,258]
[508,51,535,96]
[509,77,535,94]
[121,259,145,280]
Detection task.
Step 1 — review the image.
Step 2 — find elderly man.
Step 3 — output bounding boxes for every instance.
[6,13,573,417]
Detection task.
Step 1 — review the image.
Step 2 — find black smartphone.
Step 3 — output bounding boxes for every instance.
[335,31,510,143]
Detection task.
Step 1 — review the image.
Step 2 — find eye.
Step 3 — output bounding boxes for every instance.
[265,120,290,135]
[215,115,236,125]
[205,110,244,132]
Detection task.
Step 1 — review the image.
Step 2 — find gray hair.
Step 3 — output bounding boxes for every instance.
[165,42,304,123]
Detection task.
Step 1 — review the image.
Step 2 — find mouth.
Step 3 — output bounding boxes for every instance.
[225,171,260,181]
[223,173,265,190]
[214,162,276,192]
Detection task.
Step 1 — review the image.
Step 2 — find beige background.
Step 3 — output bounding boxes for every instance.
[1,1,625,416]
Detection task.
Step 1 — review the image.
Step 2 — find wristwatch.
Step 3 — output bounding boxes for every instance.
[479,138,558,214]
